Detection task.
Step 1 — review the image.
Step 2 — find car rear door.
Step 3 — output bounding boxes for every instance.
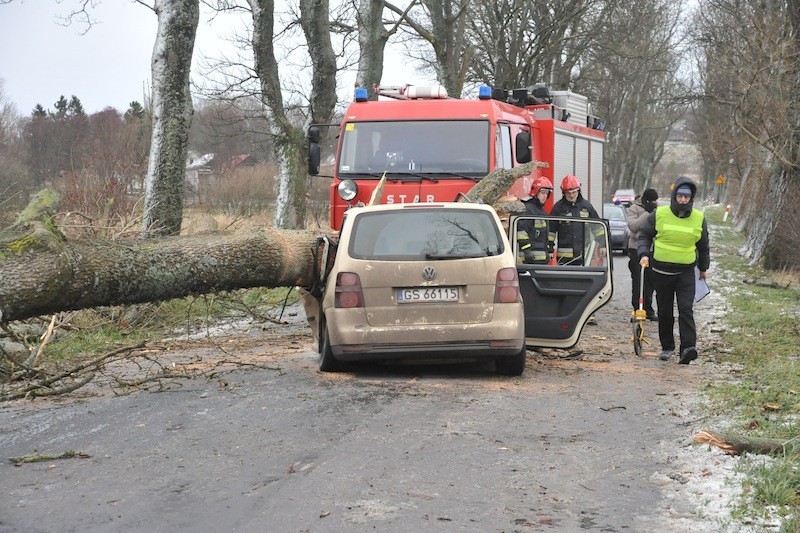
[510,215,613,348]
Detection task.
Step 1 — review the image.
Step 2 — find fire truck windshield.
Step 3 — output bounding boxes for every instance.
[338,120,490,177]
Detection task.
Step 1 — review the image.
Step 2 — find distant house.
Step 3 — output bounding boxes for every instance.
[224,153,258,171]
[185,152,215,202]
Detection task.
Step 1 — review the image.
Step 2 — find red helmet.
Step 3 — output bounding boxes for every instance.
[530,176,553,197]
[561,174,581,191]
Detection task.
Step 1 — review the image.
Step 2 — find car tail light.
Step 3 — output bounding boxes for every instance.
[494,267,520,303]
[335,272,365,308]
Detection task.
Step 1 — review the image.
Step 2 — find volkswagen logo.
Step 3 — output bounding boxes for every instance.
[421,266,437,281]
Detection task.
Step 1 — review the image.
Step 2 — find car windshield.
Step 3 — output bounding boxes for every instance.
[604,205,626,221]
[338,120,490,176]
[349,208,504,260]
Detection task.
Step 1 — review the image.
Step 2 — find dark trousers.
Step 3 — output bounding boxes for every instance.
[627,249,654,314]
[650,268,696,353]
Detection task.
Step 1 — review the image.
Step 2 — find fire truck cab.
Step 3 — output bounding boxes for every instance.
[308,83,606,230]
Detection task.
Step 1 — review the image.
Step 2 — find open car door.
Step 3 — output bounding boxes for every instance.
[510,215,613,349]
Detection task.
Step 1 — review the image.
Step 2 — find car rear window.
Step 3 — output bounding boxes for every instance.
[349,208,505,260]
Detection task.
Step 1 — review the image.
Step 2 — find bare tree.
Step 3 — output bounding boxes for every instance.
[355,0,391,93]
[385,0,472,96]
[584,0,688,196]
[248,0,337,229]
[140,0,200,237]
[463,0,611,90]
[693,0,800,268]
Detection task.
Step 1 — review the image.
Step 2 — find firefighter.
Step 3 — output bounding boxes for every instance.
[550,174,604,265]
[638,176,710,364]
[517,176,555,263]
[551,174,605,325]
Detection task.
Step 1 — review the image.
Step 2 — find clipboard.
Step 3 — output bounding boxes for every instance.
[695,267,710,302]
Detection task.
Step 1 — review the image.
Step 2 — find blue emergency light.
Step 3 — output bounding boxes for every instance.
[478,85,492,100]
[354,88,369,102]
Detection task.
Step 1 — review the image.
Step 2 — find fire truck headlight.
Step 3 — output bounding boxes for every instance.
[338,179,358,201]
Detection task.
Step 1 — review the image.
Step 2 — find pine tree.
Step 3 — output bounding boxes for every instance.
[67,95,85,116]
[32,104,46,117]
[52,96,68,120]
[124,101,146,123]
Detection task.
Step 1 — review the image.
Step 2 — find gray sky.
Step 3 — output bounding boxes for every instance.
[0,2,427,116]
[0,1,160,114]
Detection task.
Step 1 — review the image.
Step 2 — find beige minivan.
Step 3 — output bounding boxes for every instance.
[309,203,613,376]
[315,202,526,375]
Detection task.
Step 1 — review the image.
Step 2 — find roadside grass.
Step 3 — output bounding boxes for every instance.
[703,206,800,530]
[37,287,300,365]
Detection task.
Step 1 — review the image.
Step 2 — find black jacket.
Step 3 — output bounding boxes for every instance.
[550,192,600,257]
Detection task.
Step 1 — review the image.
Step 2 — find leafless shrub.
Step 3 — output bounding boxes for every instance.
[56,169,134,222]
[206,163,278,217]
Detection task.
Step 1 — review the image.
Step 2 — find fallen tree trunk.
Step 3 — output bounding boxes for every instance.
[0,190,337,322]
[0,162,542,323]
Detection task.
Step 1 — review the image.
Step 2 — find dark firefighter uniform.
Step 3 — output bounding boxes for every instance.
[550,192,604,264]
[517,196,555,263]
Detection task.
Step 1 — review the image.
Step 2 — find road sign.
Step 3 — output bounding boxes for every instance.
[716,174,725,185]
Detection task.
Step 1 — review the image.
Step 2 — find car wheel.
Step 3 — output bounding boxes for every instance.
[319,319,346,372]
[496,346,526,376]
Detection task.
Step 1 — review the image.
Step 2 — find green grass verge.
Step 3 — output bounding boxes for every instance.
[703,206,800,529]
[40,287,300,364]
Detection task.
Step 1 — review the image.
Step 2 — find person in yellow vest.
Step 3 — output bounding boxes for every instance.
[638,176,710,364]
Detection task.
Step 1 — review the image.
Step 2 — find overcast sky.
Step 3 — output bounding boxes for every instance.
[0,2,426,117]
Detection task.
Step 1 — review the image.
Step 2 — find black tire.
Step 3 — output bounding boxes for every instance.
[633,322,643,357]
[319,320,345,372]
[496,346,527,376]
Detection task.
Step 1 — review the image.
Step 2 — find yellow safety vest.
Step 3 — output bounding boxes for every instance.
[653,205,704,265]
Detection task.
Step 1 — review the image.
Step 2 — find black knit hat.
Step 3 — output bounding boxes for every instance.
[642,188,658,202]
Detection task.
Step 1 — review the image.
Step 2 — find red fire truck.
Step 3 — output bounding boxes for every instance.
[308,83,606,230]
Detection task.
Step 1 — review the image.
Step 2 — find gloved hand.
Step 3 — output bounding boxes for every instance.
[640,256,649,268]
[644,200,657,212]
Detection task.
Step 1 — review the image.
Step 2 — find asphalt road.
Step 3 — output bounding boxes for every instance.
[0,254,725,532]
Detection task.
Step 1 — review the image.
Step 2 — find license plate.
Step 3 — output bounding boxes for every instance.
[397,287,459,303]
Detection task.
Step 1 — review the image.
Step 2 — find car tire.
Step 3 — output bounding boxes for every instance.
[496,346,526,376]
[319,319,346,372]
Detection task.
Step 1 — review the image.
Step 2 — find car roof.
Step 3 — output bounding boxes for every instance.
[345,202,497,216]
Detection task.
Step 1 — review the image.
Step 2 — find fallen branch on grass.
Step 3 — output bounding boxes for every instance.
[693,429,800,456]
[743,278,792,289]
[0,342,147,401]
[8,450,92,466]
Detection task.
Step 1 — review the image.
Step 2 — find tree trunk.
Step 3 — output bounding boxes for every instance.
[141,0,199,237]
[250,0,336,229]
[739,165,788,265]
[0,200,336,323]
[355,0,389,95]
